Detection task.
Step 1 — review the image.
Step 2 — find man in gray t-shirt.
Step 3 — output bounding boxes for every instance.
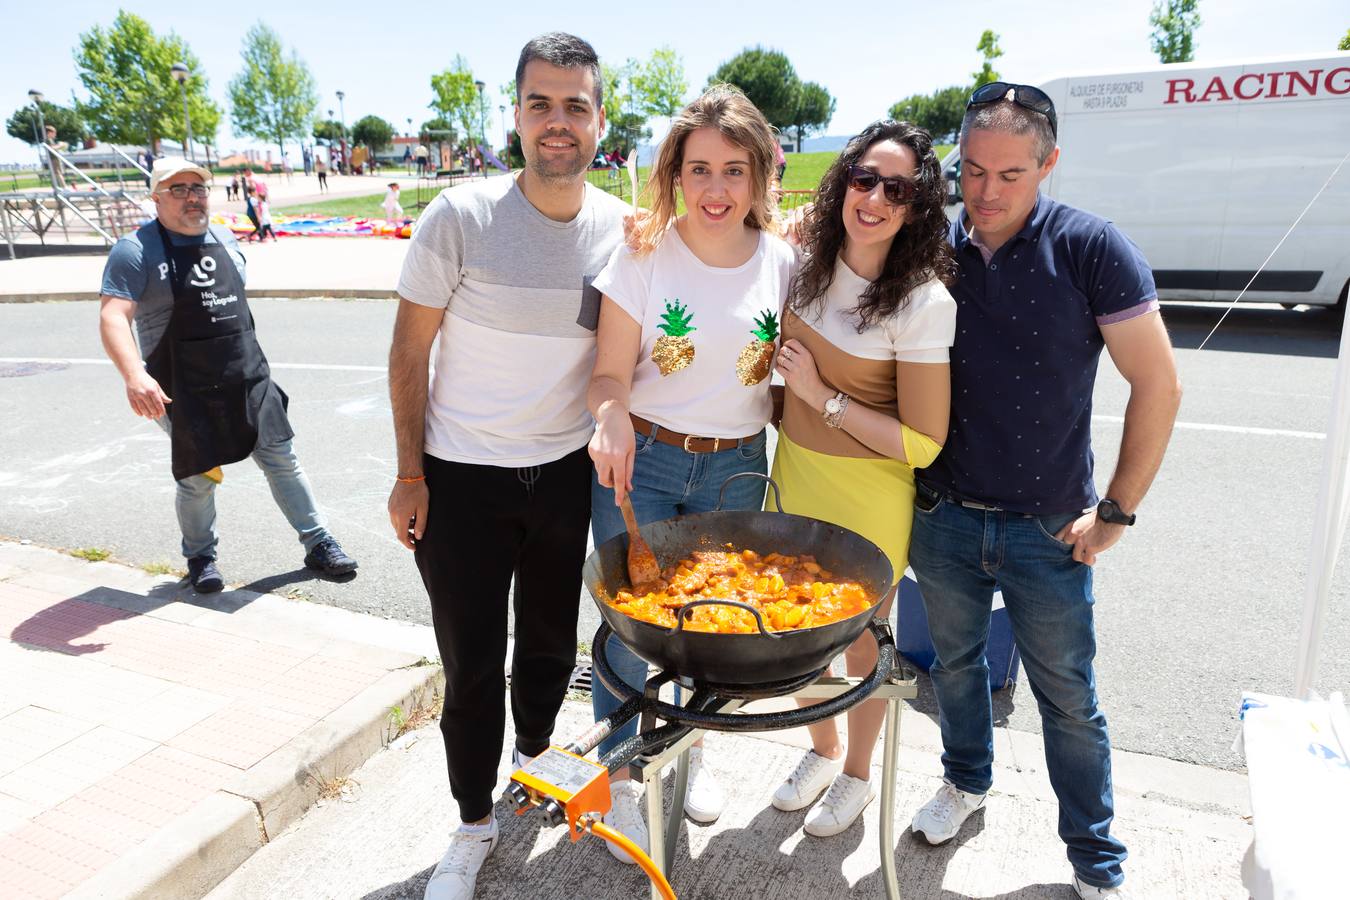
[98,157,357,594]
[387,33,630,900]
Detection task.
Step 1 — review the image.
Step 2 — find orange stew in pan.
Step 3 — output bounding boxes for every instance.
[608,547,873,634]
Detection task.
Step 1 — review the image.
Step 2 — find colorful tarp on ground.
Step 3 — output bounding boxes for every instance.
[211,213,412,238]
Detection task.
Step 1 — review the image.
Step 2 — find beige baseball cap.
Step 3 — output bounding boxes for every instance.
[149,157,214,193]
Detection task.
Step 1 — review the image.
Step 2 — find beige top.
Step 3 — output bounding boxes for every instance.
[781,260,956,459]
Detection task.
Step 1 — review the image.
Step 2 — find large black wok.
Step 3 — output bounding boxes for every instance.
[582,474,894,685]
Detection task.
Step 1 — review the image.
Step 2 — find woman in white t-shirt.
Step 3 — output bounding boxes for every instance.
[769,120,958,837]
[587,86,795,860]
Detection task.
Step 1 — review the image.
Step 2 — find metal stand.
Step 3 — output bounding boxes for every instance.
[586,620,918,900]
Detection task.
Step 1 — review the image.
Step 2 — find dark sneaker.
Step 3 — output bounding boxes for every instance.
[187,556,224,593]
[304,537,358,576]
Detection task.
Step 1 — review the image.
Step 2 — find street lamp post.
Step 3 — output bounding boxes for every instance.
[473,80,487,177]
[499,104,508,165]
[336,90,348,175]
[170,62,193,162]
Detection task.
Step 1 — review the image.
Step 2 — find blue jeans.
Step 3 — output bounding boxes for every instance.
[590,427,768,757]
[163,422,329,560]
[908,495,1127,889]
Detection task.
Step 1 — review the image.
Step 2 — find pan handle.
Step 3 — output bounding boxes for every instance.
[669,598,782,639]
[715,472,784,514]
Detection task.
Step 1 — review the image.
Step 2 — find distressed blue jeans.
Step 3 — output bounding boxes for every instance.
[589,427,768,758]
[908,492,1127,889]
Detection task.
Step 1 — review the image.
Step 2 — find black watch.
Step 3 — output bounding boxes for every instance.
[1096,498,1136,526]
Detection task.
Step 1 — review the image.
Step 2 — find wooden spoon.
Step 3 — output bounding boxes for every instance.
[620,495,660,588]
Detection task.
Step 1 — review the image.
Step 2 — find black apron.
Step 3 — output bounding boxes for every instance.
[145,223,292,481]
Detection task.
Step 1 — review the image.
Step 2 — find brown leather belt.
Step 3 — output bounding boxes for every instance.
[629,413,757,454]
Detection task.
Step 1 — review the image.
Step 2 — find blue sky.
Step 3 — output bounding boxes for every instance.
[2,0,1345,165]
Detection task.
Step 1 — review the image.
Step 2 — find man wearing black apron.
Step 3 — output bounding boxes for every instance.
[98,157,357,593]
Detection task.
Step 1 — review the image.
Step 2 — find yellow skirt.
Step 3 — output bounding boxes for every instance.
[769,432,915,581]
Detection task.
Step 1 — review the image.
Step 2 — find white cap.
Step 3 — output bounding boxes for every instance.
[149,157,213,193]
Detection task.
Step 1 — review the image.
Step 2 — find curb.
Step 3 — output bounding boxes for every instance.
[63,664,444,900]
[0,289,400,303]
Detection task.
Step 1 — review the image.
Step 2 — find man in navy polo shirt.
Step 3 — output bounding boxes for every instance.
[906,85,1182,899]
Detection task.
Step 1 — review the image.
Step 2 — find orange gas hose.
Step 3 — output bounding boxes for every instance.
[582,816,677,900]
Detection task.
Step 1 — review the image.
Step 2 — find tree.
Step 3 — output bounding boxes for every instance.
[788,82,835,153]
[352,115,394,152]
[1337,27,1349,50]
[1149,0,1202,63]
[228,22,318,162]
[601,59,651,155]
[312,119,343,143]
[709,47,801,131]
[634,46,688,119]
[72,11,221,153]
[972,30,1004,88]
[6,101,88,147]
[430,57,482,146]
[888,86,967,143]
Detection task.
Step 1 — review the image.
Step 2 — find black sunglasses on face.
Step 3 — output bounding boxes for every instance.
[967,82,1058,138]
[845,165,919,206]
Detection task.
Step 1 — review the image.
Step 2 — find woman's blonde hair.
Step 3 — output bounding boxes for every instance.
[632,84,782,255]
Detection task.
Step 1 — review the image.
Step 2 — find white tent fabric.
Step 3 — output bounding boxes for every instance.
[1294,314,1350,697]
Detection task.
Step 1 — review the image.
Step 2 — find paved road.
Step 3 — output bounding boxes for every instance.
[2,297,1347,771]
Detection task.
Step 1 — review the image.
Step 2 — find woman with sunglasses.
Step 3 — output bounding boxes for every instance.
[769,120,957,837]
[587,85,796,860]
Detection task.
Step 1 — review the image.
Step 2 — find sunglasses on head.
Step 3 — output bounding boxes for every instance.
[845,165,919,206]
[159,184,210,199]
[966,82,1058,138]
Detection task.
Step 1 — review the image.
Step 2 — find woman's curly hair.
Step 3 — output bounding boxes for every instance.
[790,119,956,331]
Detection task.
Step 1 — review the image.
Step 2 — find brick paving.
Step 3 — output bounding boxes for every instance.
[0,541,426,899]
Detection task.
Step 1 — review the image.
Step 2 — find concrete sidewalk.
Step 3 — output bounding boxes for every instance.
[0,540,441,899]
[0,237,408,301]
[209,681,1253,898]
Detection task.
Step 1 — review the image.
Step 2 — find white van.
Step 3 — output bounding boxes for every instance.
[942,53,1350,308]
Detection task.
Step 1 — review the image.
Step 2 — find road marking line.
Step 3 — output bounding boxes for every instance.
[1092,415,1324,440]
[0,357,387,373]
[1,358,1330,440]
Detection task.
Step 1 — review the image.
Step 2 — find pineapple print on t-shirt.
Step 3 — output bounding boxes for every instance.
[652,299,697,375]
[736,310,779,385]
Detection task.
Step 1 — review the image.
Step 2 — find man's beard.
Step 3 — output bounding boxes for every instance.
[526,135,591,184]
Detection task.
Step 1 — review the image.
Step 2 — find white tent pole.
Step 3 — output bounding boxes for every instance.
[1294,314,1350,698]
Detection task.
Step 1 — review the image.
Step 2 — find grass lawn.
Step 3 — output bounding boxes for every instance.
[273,146,956,220]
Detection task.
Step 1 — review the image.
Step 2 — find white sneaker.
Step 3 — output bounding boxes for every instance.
[802,772,876,837]
[682,746,726,823]
[910,780,987,845]
[511,747,537,769]
[771,749,845,812]
[423,819,499,900]
[601,780,649,865]
[1073,873,1128,898]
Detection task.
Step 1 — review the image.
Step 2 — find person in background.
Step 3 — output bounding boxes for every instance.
[768,119,956,838]
[227,174,239,202]
[240,168,261,242]
[587,85,795,860]
[255,180,276,242]
[906,83,1182,900]
[382,182,404,222]
[316,157,328,193]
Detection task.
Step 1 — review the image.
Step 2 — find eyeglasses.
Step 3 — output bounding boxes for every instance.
[845,165,919,206]
[966,82,1058,138]
[159,184,210,199]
